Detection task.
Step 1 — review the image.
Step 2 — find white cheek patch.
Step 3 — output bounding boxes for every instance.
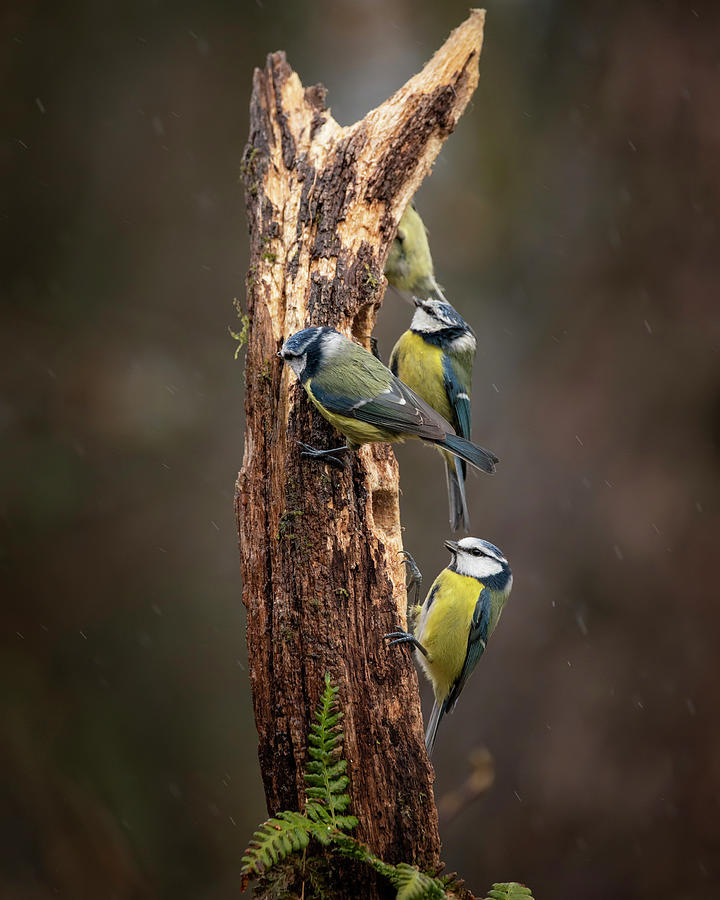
[455,554,504,580]
[411,307,446,333]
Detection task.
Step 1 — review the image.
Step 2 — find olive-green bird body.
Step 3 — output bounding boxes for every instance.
[385,203,445,301]
[301,332,431,447]
[304,362,400,448]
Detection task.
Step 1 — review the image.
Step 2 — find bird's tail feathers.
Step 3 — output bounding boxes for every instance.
[425,700,446,757]
[445,457,470,533]
[441,434,498,474]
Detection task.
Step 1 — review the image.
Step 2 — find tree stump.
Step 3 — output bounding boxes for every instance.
[236,10,486,892]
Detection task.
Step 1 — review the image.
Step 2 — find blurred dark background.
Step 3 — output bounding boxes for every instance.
[2,1,719,897]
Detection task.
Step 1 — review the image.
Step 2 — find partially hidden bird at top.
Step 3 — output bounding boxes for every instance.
[384,201,446,302]
[386,537,513,756]
[278,326,497,476]
[391,298,477,532]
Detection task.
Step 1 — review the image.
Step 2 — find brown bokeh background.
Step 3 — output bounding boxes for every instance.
[2,1,719,898]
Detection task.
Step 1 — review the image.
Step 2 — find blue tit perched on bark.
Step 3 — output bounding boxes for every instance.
[384,203,446,302]
[386,538,513,756]
[390,299,477,532]
[279,327,498,474]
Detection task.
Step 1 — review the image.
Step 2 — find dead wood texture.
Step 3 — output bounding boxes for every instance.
[236,10,486,888]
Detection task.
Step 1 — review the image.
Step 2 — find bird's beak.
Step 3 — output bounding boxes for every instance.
[444,540,459,554]
[413,296,424,308]
[277,351,283,358]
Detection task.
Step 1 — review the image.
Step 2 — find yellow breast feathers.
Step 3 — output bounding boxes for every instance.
[415,570,483,703]
[391,331,451,423]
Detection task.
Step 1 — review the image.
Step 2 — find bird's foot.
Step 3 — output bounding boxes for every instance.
[383,629,428,658]
[297,442,349,469]
[399,550,423,607]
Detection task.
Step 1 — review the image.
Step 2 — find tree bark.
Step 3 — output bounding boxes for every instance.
[236,10,486,892]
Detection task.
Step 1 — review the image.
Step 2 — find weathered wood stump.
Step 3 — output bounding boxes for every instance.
[236,10,486,894]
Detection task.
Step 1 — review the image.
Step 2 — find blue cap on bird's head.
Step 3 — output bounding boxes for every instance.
[445,536,505,560]
[411,299,474,336]
[279,326,340,358]
[279,327,344,379]
[280,327,321,357]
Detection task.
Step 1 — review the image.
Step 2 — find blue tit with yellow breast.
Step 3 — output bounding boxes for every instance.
[390,299,477,532]
[279,327,498,474]
[386,538,513,756]
[384,202,446,302]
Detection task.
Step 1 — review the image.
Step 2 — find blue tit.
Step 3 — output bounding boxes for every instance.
[390,299,477,532]
[384,202,446,302]
[279,327,498,474]
[386,538,513,756]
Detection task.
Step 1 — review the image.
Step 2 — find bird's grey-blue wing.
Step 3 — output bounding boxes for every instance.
[445,587,491,712]
[310,354,451,441]
[442,356,471,440]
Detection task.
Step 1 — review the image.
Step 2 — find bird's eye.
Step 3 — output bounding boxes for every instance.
[471,548,483,556]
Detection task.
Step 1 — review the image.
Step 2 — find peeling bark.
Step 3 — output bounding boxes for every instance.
[236,10,486,893]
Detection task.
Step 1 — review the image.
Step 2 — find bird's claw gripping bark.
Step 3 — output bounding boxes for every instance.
[297,441,349,469]
[383,629,429,658]
[398,549,423,607]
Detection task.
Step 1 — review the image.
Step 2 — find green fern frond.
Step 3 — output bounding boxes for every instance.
[303,673,358,832]
[332,839,446,900]
[390,863,447,899]
[485,884,533,900]
[437,871,467,895]
[306,800,358,833]
[240,810,315,878]
[333,832,401,884]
